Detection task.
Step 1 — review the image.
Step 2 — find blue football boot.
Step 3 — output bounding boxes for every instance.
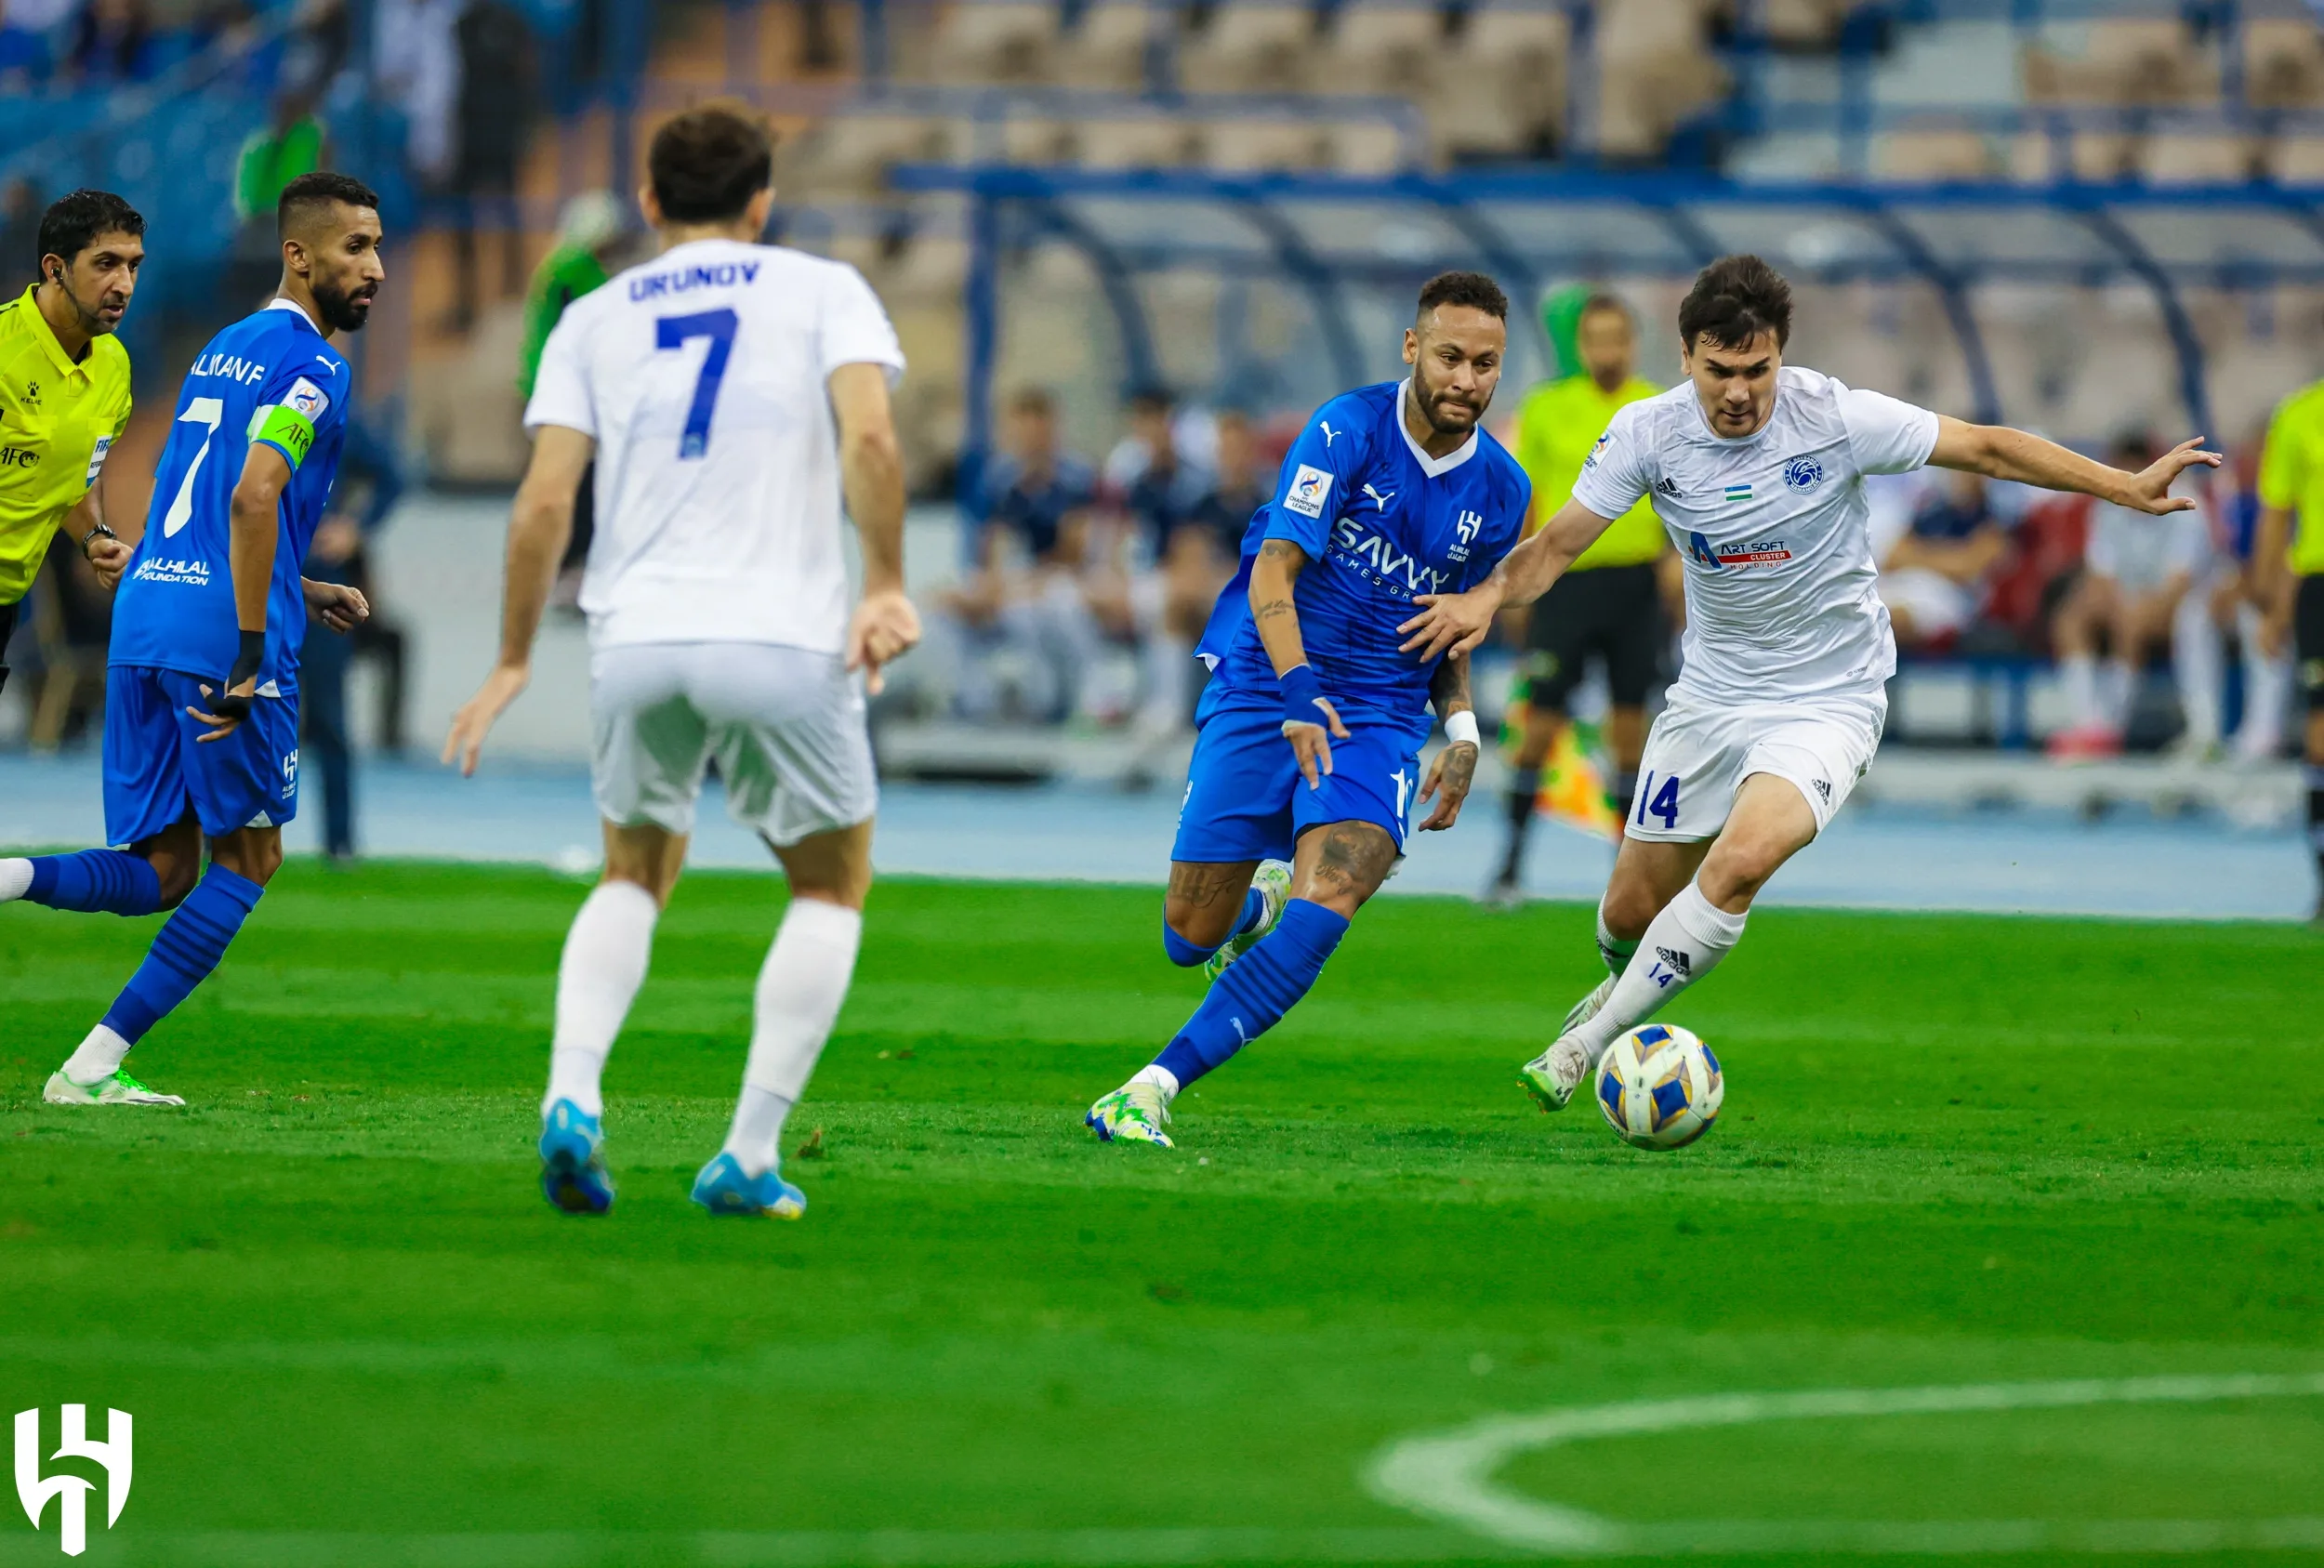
[539,1099,615,1215]
[690,1152,807,1219]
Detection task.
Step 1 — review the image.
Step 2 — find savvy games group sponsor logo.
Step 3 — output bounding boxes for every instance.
[15,1406,133,1557]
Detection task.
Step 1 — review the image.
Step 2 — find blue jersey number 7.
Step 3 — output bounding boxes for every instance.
[654,308,739,459]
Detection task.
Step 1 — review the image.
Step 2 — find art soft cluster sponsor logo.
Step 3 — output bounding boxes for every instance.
[14,1406,132,1558]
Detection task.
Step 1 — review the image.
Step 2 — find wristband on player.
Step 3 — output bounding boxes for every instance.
[211,629,266,720]
[1443,709,1481,748]
[1278,663,1331,729]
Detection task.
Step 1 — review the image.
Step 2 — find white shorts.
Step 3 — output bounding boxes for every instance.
[1624,691,1885,843]
[590,641,878,847]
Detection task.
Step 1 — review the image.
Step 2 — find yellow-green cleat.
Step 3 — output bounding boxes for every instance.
[1519,1037,1591,1113]
[1086,1082,1174,1148]
[43,1069,183,1106]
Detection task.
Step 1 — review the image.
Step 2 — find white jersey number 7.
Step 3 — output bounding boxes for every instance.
[161,396,226,538]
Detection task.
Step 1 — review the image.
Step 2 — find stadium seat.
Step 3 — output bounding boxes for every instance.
[1330,119,1411,174]
[1322,2,1444,98]
[1198,118,1333,172]
[1875,127,1999,181]
[930,0,1063,83]
[1075,116,1202,169]
[1056,2,1155,90]
[2023,18,2214,108]
[1428,4,1570,163]
[2269,135,2324,183]
[2138,132,2256,186]
[1001,116,1076,165]
[1760,0,1854,51]
[780,115,958,195]
[1594,0,1726,162]
[2244,16,2324,110]
[2010,126,2135,183]
[1174,3,1318,95]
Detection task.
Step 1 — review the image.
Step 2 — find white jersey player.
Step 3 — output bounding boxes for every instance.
[444,105,918,1219]
[1398,255,2219,1111]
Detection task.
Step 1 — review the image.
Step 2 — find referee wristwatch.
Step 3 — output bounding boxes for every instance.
[79,521,119,559]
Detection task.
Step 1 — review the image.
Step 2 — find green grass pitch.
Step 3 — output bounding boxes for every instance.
[3,863,2322,1567]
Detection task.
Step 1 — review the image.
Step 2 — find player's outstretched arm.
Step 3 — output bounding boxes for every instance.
[1250,537,1348,790]
[1416,651,1479,832]
[442,424,594,776]
[1927,416,2220,513]
[831,361,919,695]
[1397,495,1613,661]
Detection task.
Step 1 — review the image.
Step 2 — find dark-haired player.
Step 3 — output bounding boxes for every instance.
[1086,271,1529,1147]
[0,190,142,698]
[9,173,380,1106]
[1400,255,2220,1112]
[444,104,916,1220]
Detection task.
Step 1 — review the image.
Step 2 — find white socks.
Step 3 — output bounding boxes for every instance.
[1595,901,1640,977]
[1131,1062,1181,1100]
[0,859,31,903]
[542,880,660,1118]
[721,897,863,1177]
[1576,879,1747,1065]
[2173,589,2223,749]
[2061,653,2102,729]
[60,1025,133,1086]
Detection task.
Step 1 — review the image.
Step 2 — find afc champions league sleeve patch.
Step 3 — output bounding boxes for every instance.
[1584,431,1611,468]
[1783,455,1825,493]
[286,376,332,420]
[1284,464,1334,519]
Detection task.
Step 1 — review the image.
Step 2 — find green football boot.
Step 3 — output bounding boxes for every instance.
[1086,1081,1174,1148]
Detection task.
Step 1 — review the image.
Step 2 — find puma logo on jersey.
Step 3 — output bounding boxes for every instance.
[1321,422,1340,446]
[1362,483,1396,511]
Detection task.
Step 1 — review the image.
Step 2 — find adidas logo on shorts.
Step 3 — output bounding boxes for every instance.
[1813,778,1833,801]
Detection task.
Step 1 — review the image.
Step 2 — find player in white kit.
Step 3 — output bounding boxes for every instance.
[442,105,917,1218]
[1398,256,2218,1109]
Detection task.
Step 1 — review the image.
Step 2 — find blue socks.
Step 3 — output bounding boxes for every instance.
[25,850,163,916]
[1154,899,1349,1088]
[98,864,264,1046]
[1160,885,1269,968]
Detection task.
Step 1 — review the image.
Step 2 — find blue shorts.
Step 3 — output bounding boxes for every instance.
[102,665,301,846]
[1171,695,1421,864]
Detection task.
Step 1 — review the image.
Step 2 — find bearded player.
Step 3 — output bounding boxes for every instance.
[1399,255,2219,1111]
[7,173,380,1105]
[1086,272,1528,1147]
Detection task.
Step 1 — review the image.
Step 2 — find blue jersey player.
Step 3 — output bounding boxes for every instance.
[1,173,383,1106]
[1087,272,1528,1146]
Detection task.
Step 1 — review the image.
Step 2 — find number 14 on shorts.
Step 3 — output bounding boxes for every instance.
[1634,770,1680,832]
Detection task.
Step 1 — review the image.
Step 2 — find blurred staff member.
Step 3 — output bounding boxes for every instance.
[301,404,407,863]
[519,192,630,603]
[2255,380,2324,921]
[0,191,141,698]
[1486,291,1667,905]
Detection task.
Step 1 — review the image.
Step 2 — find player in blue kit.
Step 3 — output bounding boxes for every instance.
[1087,272,1528,1147]
[0,173,382,1106]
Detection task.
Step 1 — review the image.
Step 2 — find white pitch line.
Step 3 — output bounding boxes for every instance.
[1364,1370,2324,1558]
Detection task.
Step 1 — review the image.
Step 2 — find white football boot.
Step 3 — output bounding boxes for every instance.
[44,1068,185,1106]
[1086,1080,1174,1148]
[1518,1035,1593,1113]
[1560,973,1618,1034]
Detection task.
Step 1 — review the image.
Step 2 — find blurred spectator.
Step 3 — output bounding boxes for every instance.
[300,403,408,861]
[931,388,1101,722]
[374,0,461,190]
[2048,432,2211,758]
[226,90,327,309]
[520,191,632,605]
[2181,431,2293,763]
[68,0,149,81]
[277,0,350,99]
[1879,468,2012,650]
[449,0,535,329]
[1165,406,1267,712]
[1091,387,1213,731]
[0,178,43,292]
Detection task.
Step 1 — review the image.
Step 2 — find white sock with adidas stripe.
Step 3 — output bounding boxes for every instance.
[1574,879,1747,1066]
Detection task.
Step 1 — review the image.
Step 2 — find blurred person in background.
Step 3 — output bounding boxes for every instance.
[448,0,534,331]
[300,402,406,863]
[374,0,460,201]
[1166,406,1269,720]
[0,178,45,287]
[931,387,1100,722]
[518,191,631,606]
[2253,379,2324,920]
[2047,431,2210,759]
[68,0,149,81]
[2177,430,2291,765]
[1486,291,1666,907]
[1878,468,2012,651]
[227,88,327,311]
[1095,385,1212,734]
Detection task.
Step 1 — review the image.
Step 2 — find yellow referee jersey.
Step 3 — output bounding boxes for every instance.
[2257,378,2324,577]
[1512,372,1663,570]
[0,285,133,604]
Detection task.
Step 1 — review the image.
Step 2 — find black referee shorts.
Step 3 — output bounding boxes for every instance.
[2298,574,2324,698]
[1519,560,1664,713]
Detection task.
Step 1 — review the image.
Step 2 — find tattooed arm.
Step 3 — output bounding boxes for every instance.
[1249,537,1349,788]
[1417,651,1478,831]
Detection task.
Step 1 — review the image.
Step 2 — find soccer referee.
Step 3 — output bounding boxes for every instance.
[2255,379,2324,921]
[1486,291,1668,903]
[0,189,142,695]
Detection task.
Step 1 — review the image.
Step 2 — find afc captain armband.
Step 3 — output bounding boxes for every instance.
[1443,710,1481,748]
[250,402,317,468]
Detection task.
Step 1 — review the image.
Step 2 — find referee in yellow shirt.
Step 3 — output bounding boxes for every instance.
[2254,380,2324,920]
[0,190,142,697]
[1486,292,1669,903]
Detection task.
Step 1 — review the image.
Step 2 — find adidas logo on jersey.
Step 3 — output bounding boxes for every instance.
[1655,946,1693,977]
[1655,477,1681,498]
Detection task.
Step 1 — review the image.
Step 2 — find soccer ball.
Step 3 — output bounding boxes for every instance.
[1594,1024,1723,1150]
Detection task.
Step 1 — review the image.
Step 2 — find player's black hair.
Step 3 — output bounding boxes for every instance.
[278,172,381,238]
[649,103,775,225]
[36,190,144,274]
[1679,254,1792,352]
[1416,270,1509,323]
